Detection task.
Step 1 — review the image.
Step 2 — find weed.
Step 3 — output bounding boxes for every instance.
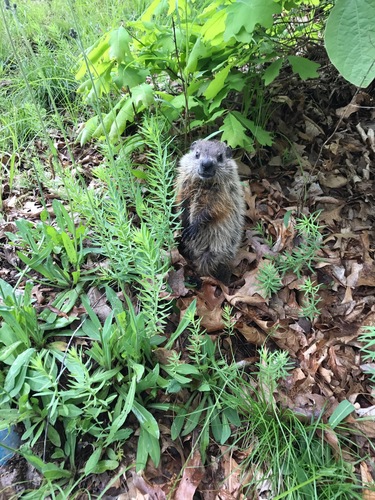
[299,277,322,322]
[257,261,283,299]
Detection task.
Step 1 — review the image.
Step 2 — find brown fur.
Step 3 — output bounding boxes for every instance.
[176,140,245,284]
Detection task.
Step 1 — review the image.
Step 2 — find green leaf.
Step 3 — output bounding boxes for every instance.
[4,348,36,397]
[325,0,375,87]
[231,111,273,146]
[0,341,24,362]
[84,446,102,475]
[224,0,281,41]
[132,401,160,439]
[201,9,227,46]
[78,115,99,146]
[185,37,210,74]
[109,99,134,142]
[171,408,187,440]
[204,65,231,100]
[288,56,320,81]
[263,59,283,86]
[109,27,131,64]
[115,66,149,90]
[132,83,154,108]
[221,113,251,149]
[165,299,196,349]
[47,426,61,447]
[136,427,160,471]
[61,233,78,266]
[181,400,205,436]
[329,400,355,429]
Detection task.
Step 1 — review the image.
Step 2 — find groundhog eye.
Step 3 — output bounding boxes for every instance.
[217,153,223,162]
[195,151,200,159]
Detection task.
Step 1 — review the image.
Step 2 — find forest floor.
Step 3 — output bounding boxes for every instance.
[1,59,375,498]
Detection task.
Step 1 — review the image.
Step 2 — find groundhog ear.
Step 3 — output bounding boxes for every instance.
[190,141,197,150]
[225,145,232,158]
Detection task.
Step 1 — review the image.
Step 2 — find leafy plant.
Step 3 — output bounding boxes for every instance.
[75,0,320,148]
[6,200,98,287]
[359,327,375,384]
[299,276,322,322]
[257,261,283,299]
[277,211,323,278]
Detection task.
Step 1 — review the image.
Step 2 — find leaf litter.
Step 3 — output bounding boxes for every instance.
[1,65,375,497]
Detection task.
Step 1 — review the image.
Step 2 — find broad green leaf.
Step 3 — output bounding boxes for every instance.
[91,460,119,474]
[109,99,134,142]
[47,426,61,447]
[136,427,160,471]
[224,0,281,41]
[181,400,205,436]
[0,341,24,362]
[201,9,227,46]
[114,66,149,90]
[221,113,251,149]
[109,27,131,64]
[171,408,187,440]
[263,59,283,86]
[132,401,160,439]
[75,35,110,80]
[84,446,102,475]
[204,65,231,100]
[231,111,273,146]
[132,83,154,108]
[61,233,77,266]
[325,0,375,87]
[4,348,35,397]
[329,400,355,429]
[288,56,319,81]
[185,37,210,74]
[78,115,99,146]
[174,363,201,376]
[92,109,117,139]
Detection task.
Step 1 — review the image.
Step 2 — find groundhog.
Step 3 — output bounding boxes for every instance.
[176,140,245,285]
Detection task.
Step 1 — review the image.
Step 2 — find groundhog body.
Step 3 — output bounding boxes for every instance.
[176,140,245,284]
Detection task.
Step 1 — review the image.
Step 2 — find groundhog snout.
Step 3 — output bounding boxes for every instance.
[198,158,215,178]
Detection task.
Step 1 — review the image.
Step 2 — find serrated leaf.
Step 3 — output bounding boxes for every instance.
[132,83,154,108]
[224,0,281,41]
[288,56,319,81]
[329,400,355,429]
[221,113,248,149]
[231,111,273,146]
[325,0,375,87]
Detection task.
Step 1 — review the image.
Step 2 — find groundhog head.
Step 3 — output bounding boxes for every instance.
[181,140,234,180]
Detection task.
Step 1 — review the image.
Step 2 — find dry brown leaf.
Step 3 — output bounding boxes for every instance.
[167,268,190,297]
[319,173,348,189]
[174,449,204,500]
[224,269,265,307]
[236,323,267,345]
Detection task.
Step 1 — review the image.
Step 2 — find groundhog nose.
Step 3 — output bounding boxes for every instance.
[201,159,214,170]
[199,159,215,178]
